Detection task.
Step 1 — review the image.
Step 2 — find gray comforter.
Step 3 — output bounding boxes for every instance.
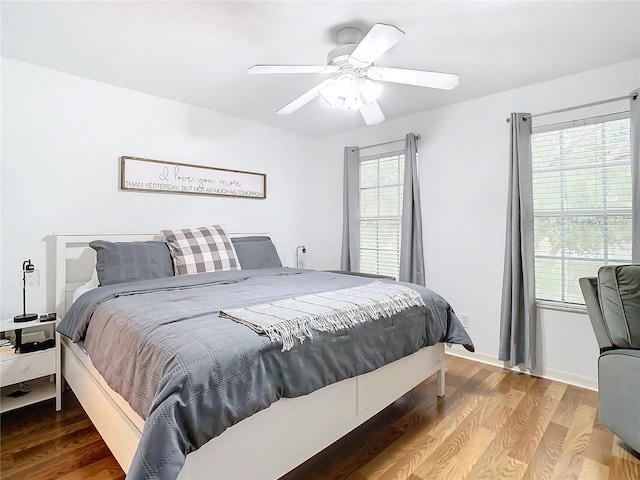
[57,268,473,480]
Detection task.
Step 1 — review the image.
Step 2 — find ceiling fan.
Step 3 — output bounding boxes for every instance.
[248,23,459,126]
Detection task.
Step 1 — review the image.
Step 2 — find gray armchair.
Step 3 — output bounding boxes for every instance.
[580,265,640,454]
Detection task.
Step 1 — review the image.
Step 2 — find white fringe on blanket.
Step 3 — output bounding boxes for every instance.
[219,281,426,351]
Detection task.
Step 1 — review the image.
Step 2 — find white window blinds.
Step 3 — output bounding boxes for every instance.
[359,151,405,279]
[531,114,632,304]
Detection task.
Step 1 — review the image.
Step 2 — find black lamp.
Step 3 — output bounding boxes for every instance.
[14,259,38,323]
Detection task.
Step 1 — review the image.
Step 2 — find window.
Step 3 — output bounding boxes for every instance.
[532,113,632,305]
[359,151,404,279]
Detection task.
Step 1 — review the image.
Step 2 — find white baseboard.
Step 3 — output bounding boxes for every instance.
[445,347,598,392]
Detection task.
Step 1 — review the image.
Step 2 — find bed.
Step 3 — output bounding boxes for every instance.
[54,232,473,480]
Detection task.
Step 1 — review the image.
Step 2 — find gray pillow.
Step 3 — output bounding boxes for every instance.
[231,236,282,269]
[90,240,175,286]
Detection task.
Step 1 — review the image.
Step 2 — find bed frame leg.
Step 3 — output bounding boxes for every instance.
[436,365,445,397]
[56,332,63,411]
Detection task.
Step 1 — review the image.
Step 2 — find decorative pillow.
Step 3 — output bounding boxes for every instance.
[161,225,241,275]
[231,236,282,269]
[89,240,175,286]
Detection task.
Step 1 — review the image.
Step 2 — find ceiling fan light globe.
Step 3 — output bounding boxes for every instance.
[343,94,363,111]
[319,78,341,107]
[319,73,381,110]
[359,78,382,104]
[336,73,357,88]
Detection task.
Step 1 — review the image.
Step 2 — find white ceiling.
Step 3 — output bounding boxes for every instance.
[2,1,639,138]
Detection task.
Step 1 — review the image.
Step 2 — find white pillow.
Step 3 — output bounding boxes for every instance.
[72,270,100,302]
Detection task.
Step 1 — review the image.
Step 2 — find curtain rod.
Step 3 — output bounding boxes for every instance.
[505,93,637,123]
[358,134,421,151]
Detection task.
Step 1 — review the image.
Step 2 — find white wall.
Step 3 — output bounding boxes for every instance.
[0,58,338,319]
[0,54,3,316]
[323,59,640,389]
[3,56,638,388]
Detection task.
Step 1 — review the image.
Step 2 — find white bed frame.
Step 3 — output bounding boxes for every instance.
[55,233,446,480]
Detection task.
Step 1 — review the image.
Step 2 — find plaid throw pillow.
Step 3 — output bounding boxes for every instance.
[161,225,241,275]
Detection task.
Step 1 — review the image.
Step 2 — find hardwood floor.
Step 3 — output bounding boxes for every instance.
[1,356,638,479]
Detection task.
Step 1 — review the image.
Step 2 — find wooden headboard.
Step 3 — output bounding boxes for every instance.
[54,232,267,318]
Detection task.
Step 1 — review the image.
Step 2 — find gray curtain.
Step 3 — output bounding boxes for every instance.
[399,133,425,286]
[499,113,536,370]
[631,89,640,263]
[341,146,360,271]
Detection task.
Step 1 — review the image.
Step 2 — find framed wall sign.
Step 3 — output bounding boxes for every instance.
[120,156,266,199]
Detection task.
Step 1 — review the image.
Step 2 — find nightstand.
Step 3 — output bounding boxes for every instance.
[0,317,61,412]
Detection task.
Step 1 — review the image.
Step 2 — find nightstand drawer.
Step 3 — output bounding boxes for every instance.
[0,350,56,387]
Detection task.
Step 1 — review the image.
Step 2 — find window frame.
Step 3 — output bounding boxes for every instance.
[531,111,632,309]
[358,149,405,279]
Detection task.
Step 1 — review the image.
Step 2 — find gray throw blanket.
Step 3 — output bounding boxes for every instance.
[220,281,426,351]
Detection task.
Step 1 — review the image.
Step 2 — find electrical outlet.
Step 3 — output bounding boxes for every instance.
[459,313,470,329]
[25,269,40,286]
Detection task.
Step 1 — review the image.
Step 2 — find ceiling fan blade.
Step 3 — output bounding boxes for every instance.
[367,66,459,90]
[348,24,405,67]
[248,65,338,74]
[277,79,333,115]
[360,101,385,125]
